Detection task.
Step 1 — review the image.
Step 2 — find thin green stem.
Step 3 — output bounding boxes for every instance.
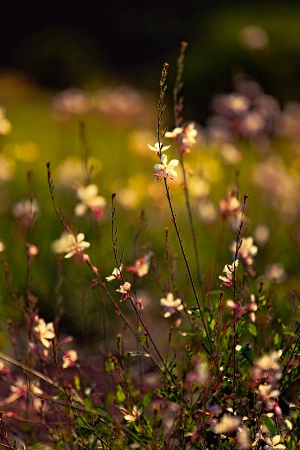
[163,178,212,353]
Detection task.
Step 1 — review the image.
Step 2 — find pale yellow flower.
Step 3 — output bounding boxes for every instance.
[64,233,90,259]
[34,318,55,348]
[160,293,185,318]
[120,405,142,422]
[74,183,106,219]
[63,350,78,368]
[213,414,240,434]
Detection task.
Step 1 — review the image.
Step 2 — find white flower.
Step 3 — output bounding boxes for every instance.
[154,154,179,180]
[160,293,185,318]
[252,351,282,384]
[263,435,286,449]
[148,142,171,152]
[34,318,55,348]
[51,232,76,254]
[63,350,78,368]
[165,123,197,154]
[219,260,239,287]
[116,282,131,294]
[74,183,106,219]
[257,384,280,409]
[4,377,43,408]
[106,264,123,281]
[230,237,258,267]
[213,414,240,434]
[120,405,142,422]
[64,233,90,259]
[165,127,183,138]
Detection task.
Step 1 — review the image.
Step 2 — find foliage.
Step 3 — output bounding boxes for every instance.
[0,43,299,449]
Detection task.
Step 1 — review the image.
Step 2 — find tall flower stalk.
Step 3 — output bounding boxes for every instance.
[154,59,213,353]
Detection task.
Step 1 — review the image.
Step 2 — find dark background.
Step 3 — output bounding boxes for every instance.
[1,0,300,121]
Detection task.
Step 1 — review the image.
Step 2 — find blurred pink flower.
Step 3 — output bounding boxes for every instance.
[165,122,198,154]
[63,350,78,369]
[126,251,153,277]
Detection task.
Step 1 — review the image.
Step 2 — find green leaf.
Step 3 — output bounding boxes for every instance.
[248,323,257,337]
[74,375,81,391]
[263,414,276,437]
[116,384,126,403]
[274,332,282,347]
[142,391,152,407]
[105,357,115,373]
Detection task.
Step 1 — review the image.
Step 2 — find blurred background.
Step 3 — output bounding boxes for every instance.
[0,0,300,348]
[1,0,300,120]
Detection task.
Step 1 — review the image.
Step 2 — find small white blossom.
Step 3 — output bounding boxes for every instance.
[4,377,43,409]
[160,293,185,318]
[64,233,90,259]
[34,318,55,348]
[51,232,76,254]
[120,405,142,422]
[257,384,280,408]
[165,123,197,154]
[106,264,123,281]
[63,350,78,368]
[212,414,240,434]
[252,351,282,385]
[154,154,179,180]
[263,435,286,449]
[74,183,106,220]
[148,142,171,152]
[219,260,239,287]
[230,237,258,267]
[126,251,153,277]
[116,282,131,295]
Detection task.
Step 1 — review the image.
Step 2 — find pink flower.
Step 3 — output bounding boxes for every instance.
[219,195,240,219]
[165,123,198,154]
[63,350,78,368]
[126,251,153,277]
[230,236,258,267]
[116,282,131,301]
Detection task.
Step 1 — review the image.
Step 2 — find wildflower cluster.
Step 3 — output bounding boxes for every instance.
[0,48,298,450]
